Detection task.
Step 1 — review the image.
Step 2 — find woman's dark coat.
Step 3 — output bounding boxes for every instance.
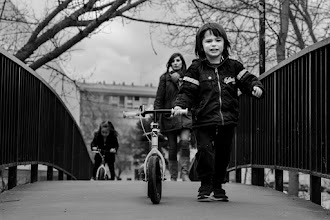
[154,72,192,133]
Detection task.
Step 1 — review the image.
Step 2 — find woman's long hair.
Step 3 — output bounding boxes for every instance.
[165,53,187,74]
[97,120,118,137]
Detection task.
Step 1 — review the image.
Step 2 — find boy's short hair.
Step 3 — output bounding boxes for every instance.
[195,22,231,59]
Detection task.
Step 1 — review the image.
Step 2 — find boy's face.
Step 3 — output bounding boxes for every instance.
[202,30,224,62]
[171,56,183,71]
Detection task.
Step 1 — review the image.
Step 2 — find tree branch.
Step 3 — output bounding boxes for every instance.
[26,0,73,45]
[0,0,7,21]
[120,15,199,29]
[29,0,143,70]
[191,0,205,23]
[15,0,99,61]
[289,8,305,49]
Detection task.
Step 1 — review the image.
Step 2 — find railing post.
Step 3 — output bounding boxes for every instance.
[8,166,17,190]
[58,170,64,180]
[310,175,321,205]
[235,168,241,183]
[31,164,38,183]
[225,171,229,183]
[47,166,53,180]
[252,168,264,186]
[288,172,299,196]
[275,169,283,191]
[134,168,139,180]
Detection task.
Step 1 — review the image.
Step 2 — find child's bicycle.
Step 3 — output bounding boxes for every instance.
[123,105,187,204]
[91,148,115,180]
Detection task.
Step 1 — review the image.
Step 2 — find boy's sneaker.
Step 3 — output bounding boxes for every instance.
[212,188,228,202]
[197,182,213,202]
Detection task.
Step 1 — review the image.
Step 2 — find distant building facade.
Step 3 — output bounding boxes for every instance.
[78,81,157,154]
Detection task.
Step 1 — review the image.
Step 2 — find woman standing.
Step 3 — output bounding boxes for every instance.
[154,53,192,181]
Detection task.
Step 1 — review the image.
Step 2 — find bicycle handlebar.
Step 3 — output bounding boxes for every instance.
[123,107,188,118]
[123,111,141,118]
[91,149,116,154]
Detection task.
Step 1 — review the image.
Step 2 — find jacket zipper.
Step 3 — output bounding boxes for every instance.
[215,68,224,125]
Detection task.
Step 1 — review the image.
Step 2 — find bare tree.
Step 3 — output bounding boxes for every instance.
[11,0,149,70]
[2,0,330,76]
[154,0,330,73]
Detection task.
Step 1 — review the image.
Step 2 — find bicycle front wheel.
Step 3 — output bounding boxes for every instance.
[147,155,162,204]
[97,167,105,180]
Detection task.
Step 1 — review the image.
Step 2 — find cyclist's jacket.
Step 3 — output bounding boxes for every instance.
[174,58,264,128]
[91,132,119,152]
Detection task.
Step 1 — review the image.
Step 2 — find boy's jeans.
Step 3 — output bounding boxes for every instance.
[194,125,235,185]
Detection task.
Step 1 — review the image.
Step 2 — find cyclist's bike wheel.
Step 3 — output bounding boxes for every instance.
[97,167,105,180]
[147,155,162,204]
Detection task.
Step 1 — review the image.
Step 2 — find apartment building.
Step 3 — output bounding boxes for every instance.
[78,81,157,148]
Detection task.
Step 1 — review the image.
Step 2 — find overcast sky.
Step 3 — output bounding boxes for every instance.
[12,0,195,87]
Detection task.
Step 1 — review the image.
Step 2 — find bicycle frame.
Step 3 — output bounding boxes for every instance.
[92,149,110,180]
[142,121,166,181]
[124,105,187,204]
[123,105,187,182]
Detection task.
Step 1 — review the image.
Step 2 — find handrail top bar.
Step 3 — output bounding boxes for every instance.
[259,36,330,80]
[0,46,50,87]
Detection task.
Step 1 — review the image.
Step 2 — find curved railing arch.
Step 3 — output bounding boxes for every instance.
[0,47,93,189]
[229,37,330,206]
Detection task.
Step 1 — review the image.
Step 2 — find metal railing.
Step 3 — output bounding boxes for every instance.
[229,37,330,205]
[0,48,93,189]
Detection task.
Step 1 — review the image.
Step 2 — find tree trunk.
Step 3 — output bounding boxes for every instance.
[276,0,290,63]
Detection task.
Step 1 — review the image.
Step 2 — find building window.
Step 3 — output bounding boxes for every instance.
[110,96,119,104]
[141,97,148,105]
[119,96,125,107]
[134,96,140,101]
[119,96,125,104]
[126,102,133,109]
[103,95,110,103]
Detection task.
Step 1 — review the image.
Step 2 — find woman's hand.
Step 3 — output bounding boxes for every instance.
[252,86,263,98]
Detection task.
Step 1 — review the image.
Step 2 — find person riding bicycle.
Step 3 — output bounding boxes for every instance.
[91,120,119,180]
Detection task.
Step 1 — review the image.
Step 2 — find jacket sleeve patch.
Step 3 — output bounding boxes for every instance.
[183,76,200,86]
[237,69,248,80]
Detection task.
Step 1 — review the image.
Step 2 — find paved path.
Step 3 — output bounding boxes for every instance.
[1,181,330,220]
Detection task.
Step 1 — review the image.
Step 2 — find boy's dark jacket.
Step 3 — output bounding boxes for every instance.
[174,58,264,128]
[91,132,119,151]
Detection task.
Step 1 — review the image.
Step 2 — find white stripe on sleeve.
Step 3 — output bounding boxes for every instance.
[183,76,200,86]
[237,69,248,80]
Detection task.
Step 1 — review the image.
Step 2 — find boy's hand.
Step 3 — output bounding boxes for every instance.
[252,86,263,98]
[110,148,116,153]
[173,106,183,116]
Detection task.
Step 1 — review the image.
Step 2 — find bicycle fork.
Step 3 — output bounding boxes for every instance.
[143,125,166,182]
